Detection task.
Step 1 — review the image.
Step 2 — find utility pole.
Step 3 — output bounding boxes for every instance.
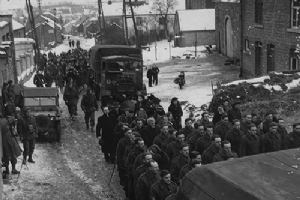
[97,0,106,44]
[194,32,197,58]
[53,8,57,45]
[26,0,41,70]
[97,0,103,44]
[240,0,244,77]
[123,0,129,44]
[128,0,140,48]
[37,0,42,14]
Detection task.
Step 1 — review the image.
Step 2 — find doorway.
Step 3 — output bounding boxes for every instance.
[255,41,263,76]
[267,44,275,72]
[225,17,234,58]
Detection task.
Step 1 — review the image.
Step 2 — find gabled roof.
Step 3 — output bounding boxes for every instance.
[14,37,35,44]
[0,21,9,28]
[40,15,62,30]
[177,9,215,32]
[12,19,24,30]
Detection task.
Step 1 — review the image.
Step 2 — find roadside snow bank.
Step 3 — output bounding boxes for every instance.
[224,72,300,92]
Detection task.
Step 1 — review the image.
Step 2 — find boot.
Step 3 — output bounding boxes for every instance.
[86,123,89,130]
[22,156,27,165]
[28,155,35,163]
[12,164,20,174]
[3,166,9,175]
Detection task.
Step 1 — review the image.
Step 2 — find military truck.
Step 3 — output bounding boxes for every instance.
[89,45,146,107]
[175,148,300,200]
[23,87,61,142]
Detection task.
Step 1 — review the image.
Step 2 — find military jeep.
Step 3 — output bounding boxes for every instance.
[22,87,61,142]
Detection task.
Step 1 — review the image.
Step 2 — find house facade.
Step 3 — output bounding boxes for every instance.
[215,1,241,61]
[242,0,300,76]
[14,38,35,83]
[0,14,17,84]
[215,0,300,77]
[26,14,63,49]
[12,19,25,38]
[174,9,216,47]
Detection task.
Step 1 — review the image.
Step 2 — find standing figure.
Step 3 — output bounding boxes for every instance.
[168,97,183,131]
[150,170,177,200]
[69,39,72,47]
[63,78,79,120]
[96,107,116,163]
[152,65,160,86]
[17,108,37,164]
[147,66,154,87]
[81,88,98,131]
[1,115,22,176]
[33,71,45,87]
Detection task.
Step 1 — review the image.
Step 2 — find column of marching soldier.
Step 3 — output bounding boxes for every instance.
[2,46,300,200]
[96,95,300,200]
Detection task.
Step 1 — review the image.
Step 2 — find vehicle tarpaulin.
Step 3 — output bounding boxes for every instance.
[23,87,58,97]
[176,148,300,200]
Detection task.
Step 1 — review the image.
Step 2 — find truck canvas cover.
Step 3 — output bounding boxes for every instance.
[23,87,58,97]
[176,148,300,200]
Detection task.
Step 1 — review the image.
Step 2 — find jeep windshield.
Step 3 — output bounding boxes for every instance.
[102,56,142,72]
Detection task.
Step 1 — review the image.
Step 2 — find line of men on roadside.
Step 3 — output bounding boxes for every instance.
[96,96,300,200]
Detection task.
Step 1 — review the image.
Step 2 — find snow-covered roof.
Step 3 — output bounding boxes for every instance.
[14,37,35,44]
[41,15,62,30]
[89,17,98,21]
[43,11,57,18]
[0,49,6,55]
[12,19,24,30]
[0,21,9,28]
[177,9,215,31]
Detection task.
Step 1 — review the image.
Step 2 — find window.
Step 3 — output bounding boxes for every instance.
[255,0,263,24]
[245,39,250,51]
[290,48,300,70]
[292,0,300,28]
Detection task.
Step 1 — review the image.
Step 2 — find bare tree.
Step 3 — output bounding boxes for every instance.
[152,0,177,39]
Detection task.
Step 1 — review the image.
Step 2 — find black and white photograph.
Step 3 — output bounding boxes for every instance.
[0,0,300,199]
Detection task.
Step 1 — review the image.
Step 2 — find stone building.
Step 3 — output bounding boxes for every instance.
[242,0,300,76]
[215,0,300,77]
[215,0,241,60]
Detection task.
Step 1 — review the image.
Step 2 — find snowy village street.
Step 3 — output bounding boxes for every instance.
[1,36,240,200]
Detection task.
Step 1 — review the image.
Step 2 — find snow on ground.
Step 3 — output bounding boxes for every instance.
[143,40,208,65]
[144,56,240,122]
[286,78,300,90]
[43,36,95,55]
[23,71,36,87]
